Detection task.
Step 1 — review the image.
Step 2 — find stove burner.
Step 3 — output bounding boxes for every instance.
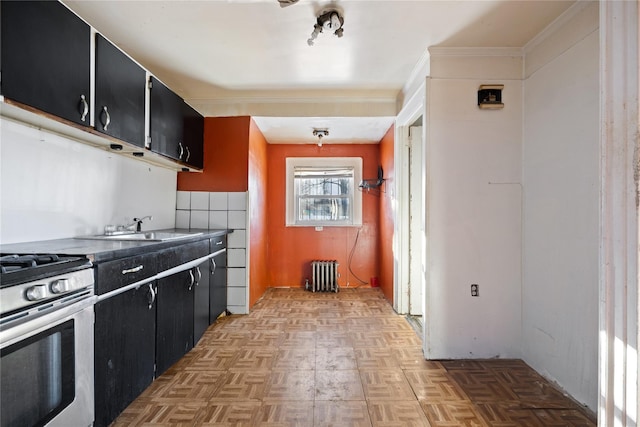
[0,254,62,273]
[0,254,92,288]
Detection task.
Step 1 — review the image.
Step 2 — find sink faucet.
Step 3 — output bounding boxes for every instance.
[104,216,153,235]
[132,215,153,232]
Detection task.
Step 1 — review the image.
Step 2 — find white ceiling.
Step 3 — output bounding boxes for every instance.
[63,0,574,144]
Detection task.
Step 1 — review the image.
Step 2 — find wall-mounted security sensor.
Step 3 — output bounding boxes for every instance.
[478,84,504,109]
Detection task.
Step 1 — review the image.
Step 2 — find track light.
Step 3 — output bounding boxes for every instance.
[313,128,329,147]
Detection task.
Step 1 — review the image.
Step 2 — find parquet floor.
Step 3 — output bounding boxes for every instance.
[112,287,596,426]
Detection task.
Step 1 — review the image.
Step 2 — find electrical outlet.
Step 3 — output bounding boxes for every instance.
[471,284,479,297]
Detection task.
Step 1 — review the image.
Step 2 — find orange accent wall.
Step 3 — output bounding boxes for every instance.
[378,125,395,303]
[176,116,394,308]
[266,144,380,289]
[248,119,269,306]
[177,116,250,191]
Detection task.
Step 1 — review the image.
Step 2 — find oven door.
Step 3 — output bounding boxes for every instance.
[0,298,94,427]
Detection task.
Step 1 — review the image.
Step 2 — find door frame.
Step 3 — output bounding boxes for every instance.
[394,80,427,316]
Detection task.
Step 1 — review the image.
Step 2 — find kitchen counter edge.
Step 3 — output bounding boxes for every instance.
[0,229,232,263]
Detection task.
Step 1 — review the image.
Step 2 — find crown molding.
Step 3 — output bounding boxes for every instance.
[524,0,596,55]
[428,47,523,58]
[401,48,430,103]
[187,90,399,117]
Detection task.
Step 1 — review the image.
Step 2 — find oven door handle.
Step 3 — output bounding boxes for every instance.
[146,283,156,310]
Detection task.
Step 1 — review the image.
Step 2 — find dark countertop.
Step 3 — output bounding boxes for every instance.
[0,229,231,263]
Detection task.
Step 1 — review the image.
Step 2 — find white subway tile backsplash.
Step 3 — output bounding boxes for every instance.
[228,192,247,210]
[227,230,246,249]
[209,211,227,229]
[175,210,190,229]
[190,191,210,210]
[176,191,190,210]
[228,211,246,229]
[227,268,247,287]
[190,210,209,229]
[227,287,246,307]
[228,249,246,267]
[209,192,228,211]
[175,190,249,310]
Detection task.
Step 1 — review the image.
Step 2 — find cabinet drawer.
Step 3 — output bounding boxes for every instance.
[95,253,158,295]
[210,235,226,252]
[157,240,209,271]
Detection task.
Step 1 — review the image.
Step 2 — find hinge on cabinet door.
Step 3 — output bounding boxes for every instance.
[153,363,157,378]
[146,136,152,149]
[148,79,153,90]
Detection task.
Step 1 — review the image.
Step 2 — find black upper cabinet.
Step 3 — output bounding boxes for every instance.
[149,77,204,168]
[95,34,146,147]
[182,103,205,169]
[149,76,184,162]
[1,1,91,126]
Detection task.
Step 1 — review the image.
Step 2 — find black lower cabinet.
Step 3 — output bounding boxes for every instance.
[210,247,227,323]
[156,270,195,376]
[194,261,210,345]
[94,283,156,427]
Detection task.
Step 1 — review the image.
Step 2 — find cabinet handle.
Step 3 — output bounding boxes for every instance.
[210,258,216,275]
[178,142,184,160]
[101,106,111,131]
[79,95,89,122]
[185,146,191,162]
[122,265,144,275]
[215,241,223,246]
[188,269,195,291]
[195,266,202,285]
[147,283,156,310]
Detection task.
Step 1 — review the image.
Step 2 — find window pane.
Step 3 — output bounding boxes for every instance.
[286,158,362,227]
[298,197,351,222]
[297,177,351,196]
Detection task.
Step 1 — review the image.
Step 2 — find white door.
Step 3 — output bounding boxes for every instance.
[408,125,424,317]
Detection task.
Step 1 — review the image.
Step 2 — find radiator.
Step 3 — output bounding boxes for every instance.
[311,260,339,292]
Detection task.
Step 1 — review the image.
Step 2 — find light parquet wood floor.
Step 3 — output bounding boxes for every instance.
[112,287,596,426]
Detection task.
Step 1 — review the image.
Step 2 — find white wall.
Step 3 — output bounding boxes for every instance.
[522,2,599,411]
[425,51,523,358]
[0,117,177,244]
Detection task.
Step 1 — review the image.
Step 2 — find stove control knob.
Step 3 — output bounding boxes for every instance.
[26,285,48,301]
[50,278,72,294]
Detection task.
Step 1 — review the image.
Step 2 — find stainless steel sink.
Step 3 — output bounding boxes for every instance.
[76,231,202,242]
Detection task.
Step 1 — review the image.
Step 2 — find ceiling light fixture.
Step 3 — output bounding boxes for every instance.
[313,128,329,147]
[307,9,344,46]
[277,0,299,7]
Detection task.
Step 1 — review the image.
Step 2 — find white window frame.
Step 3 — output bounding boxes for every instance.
[286,157,363,227]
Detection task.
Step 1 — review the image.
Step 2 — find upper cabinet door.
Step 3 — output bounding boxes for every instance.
[182,102,204,169]
[1,1,91,126]
[149,76,183,161]
[95,34,146,147]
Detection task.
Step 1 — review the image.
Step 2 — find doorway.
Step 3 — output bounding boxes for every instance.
[395,116,426,324]
[394,80,428,356]
[408,123,424,320]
